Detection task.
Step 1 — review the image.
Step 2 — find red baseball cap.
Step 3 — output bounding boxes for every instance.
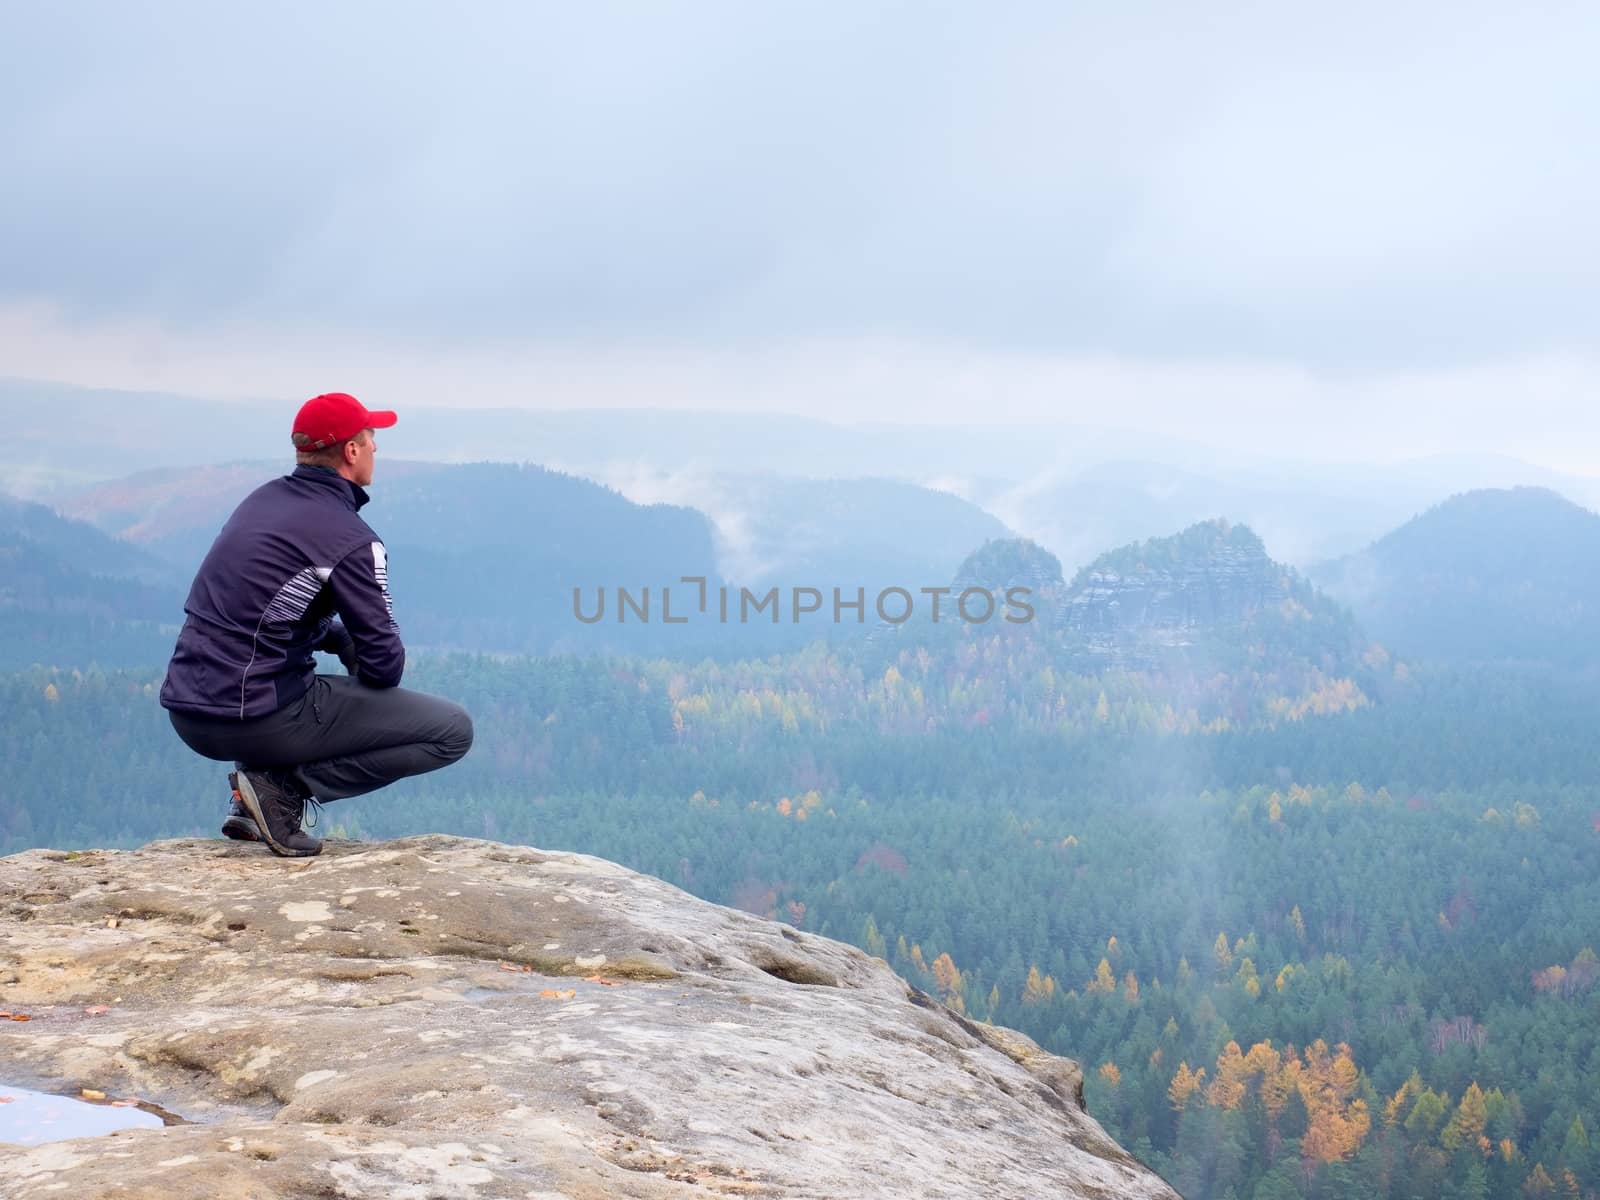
[291,392,398,451]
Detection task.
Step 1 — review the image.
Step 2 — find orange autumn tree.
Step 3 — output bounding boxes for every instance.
[1245,1042,1289,1119]
[1298,1040,1372,1163]
[1183,1039,1370,1164]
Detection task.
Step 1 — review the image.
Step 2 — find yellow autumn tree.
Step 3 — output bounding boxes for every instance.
[1088,958,1116,994]
[1168,1062,1206,1112]
[1243,1042,1287,1118]
[1098,1062,1122,1088]
[1022,965,1056,1006]
[860,915,886,959]
[1122,971,1140,1004]
[1214,932,1233,973]
[1441,1081,1489,1153]
[931,952,962,999]
[1523,1163,1556,1196]
[1385,1072,1423,1128]
[1268,1054,1304,1124]
[1206,1041,1249,1110]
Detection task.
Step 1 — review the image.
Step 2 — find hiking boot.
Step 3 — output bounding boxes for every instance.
[229,769,322,858]
[221,786,262,842]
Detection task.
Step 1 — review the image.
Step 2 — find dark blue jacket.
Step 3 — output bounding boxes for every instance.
[160,465,405,718]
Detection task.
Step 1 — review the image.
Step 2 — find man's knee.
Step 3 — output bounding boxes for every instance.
[439,703,473,763]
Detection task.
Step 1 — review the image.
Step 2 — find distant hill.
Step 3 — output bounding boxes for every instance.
[13,376,1600,585]
[951,536,1065,596]
[970,458,1600,578]
[54,461,1012,659]
[56,461,733,659]
[0,494,183,668]
[0,380,288,490]
[375,462,726,657]
[978,460,1404,576]
[856,522,1375,728]
[54,460,449,565]
[615,471,1013,592]
[856,535,1065,655]
[1059,518,1366,678]
[1310,487,1600,667]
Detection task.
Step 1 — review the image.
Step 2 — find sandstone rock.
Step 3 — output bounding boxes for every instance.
[0,835,1178,1199]
[1062,525,1285,655]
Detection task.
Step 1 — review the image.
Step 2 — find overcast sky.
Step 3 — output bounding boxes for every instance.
[3,3,1598,467]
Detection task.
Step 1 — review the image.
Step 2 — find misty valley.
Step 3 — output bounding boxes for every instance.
[5,416,1600,1200]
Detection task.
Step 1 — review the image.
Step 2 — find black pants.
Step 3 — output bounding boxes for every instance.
[168,674,473,801]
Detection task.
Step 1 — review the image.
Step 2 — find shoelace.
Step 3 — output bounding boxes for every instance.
[302,795,327,831]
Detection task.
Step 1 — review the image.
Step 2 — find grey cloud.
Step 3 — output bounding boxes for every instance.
[2,2,1598,366]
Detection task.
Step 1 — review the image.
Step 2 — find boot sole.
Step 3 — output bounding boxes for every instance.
[221,814,261,842]
[230,771,321,858]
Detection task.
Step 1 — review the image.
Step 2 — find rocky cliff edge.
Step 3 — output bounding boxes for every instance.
[0,835,1178,1200]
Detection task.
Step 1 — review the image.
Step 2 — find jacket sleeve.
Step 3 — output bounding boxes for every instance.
[326,540,405,688]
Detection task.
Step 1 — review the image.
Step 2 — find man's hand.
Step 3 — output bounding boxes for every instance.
[319,621,361,676]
